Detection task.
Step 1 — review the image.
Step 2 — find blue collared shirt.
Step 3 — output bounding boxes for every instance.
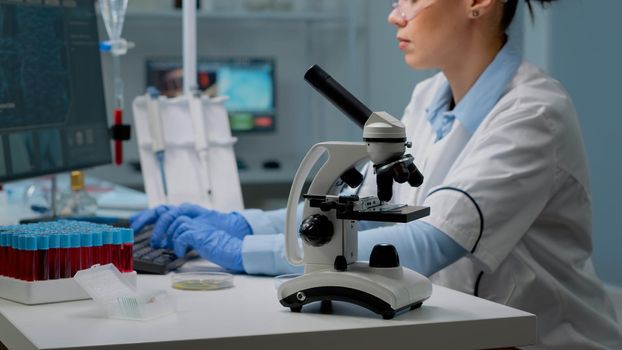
[426,42,522,141]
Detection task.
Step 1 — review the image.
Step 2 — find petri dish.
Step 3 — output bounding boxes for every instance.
[171,272,234,291]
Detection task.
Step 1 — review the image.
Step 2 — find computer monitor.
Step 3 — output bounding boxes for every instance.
[0,0,111,183]
[146,57,276,132]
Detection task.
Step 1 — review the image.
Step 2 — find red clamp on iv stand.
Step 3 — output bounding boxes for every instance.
[110,110,131,166]
[99,0,134,166]
[113,108,124,165]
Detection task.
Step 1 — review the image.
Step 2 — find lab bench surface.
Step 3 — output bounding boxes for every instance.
[0,272,536,350]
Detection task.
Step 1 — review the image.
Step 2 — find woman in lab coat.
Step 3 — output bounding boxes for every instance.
[131,0,622,348]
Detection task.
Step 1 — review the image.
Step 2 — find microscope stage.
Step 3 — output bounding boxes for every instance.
[337,205,430,223]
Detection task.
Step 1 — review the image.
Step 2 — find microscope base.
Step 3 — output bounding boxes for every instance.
[280,286,423,319]
[277,263,432,319]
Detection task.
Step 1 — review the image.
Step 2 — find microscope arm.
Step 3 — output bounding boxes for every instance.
[285,141,368,265]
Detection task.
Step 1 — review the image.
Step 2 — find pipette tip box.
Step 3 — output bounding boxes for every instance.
[74,264,175,320]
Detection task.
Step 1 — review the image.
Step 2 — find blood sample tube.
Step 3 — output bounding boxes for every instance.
[17,234,26,280]
[80,232,93,270]
[4,231,11,277]
[2,230,11,277]
[102,230,113,265]
[37,235,49,281]
[23,235,37,282]
[10,233,17,280]
[92,230,103,266]
[59,234,72,279]
[120,228,134,272]
[9,233,17,279]
[69,232,82,277]
[5,231,13,277]
[48,234,61,280]
[5,231,14,277]
[13,232,21,279]
[111,229,122,270]
[2,231,10,277]
[0,231,7,277]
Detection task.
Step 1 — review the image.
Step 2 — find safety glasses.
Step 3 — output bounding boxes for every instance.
[389,0,436,22]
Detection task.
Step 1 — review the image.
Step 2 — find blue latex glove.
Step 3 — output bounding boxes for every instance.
[173,222,244,273]
[152,206,251,249]
[129,204,176,233]
[131,203,251,249]
[167,210,251,240]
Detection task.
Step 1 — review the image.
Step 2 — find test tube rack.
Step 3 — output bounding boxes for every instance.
[0,270,137,305]
[0,220,136,305]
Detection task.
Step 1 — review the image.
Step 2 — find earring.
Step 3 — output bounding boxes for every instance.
[471,9,480,18]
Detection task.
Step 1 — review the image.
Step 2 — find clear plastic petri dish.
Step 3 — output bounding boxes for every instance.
[171,272,234,291]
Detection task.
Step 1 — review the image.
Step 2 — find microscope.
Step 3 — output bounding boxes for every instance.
[277,65,433,319]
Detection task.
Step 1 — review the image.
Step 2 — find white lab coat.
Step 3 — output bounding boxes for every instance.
[358,62,622,349]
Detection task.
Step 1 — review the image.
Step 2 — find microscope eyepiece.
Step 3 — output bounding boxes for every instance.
[304,65,372,129]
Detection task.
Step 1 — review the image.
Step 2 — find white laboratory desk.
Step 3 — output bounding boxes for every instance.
[0,183,536,349]
[0,270,536,350]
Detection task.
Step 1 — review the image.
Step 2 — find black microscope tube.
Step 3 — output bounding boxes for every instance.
[304,65,372,129]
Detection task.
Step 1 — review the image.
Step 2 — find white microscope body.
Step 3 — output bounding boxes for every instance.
[277,66,432,319]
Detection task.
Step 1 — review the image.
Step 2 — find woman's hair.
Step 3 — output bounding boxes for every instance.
[501,0,556,30]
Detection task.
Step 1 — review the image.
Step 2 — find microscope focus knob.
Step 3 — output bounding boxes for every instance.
[369,244,400,268]
[299,214,334,247]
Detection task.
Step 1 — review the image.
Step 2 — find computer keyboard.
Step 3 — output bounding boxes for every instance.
[133,227,199,274]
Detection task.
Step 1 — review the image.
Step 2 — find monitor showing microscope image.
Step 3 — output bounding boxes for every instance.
[146,57,276,132]
[0,0,111,183]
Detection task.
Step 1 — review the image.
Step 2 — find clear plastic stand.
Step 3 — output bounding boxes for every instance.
[132,94,244,211]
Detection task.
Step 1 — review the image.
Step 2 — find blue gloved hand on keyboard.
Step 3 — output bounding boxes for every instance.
[172,221,244,273]
[169,208,252,240]
[153,205,252,250]
[130,203,252,251]
[129,204,175,233]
